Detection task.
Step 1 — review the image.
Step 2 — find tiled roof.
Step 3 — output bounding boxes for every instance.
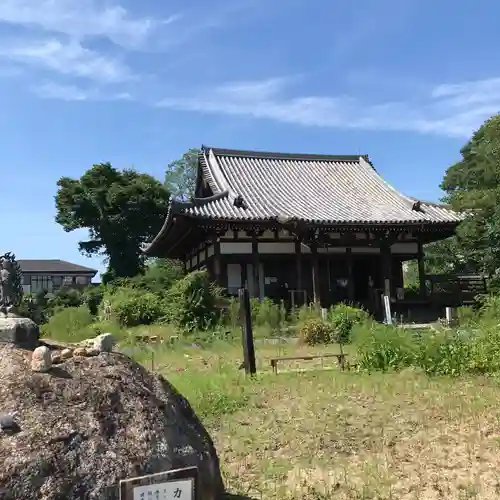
[17,259,98,274]
[179,147,462,225]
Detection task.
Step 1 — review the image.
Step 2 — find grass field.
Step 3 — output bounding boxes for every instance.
[129,340,500,499]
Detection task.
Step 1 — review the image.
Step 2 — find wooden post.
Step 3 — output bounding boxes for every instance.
[346,247,354,302]
[417,237,426,298]
[311,242,321,306]
[295,240,302,293]
[251,234,260,298]
[239,288,256,375]
[213,236,221,284]
[381,241,392,299]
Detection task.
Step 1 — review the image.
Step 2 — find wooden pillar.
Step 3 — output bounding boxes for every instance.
[311,242,321,306]
[346,247,355,302]
[295,240,302,292]
[213,236,222,285]
[417,236,426,298]
[381,240,392,298]
[251,233,260,299]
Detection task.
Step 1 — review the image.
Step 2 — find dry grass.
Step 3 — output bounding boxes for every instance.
[134,340,500,499]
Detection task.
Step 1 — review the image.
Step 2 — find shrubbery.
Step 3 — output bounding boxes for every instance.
[102,288,165,327]
[163,270,223,332]
[40,306,94,342]
[298,319,335,345]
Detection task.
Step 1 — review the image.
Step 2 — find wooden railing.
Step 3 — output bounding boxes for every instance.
[425,274,488,306]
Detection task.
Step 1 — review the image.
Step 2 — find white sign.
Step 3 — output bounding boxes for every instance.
[133,478,193,500]
[383,294,392,325]
[119,466,197,500]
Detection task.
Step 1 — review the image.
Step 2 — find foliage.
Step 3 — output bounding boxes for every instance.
[297,319,335,346]
[48,287,83,312]
[436,114,500,277]
[16,293,48,324]
[416,330,471,376]
[164,148,200,200]
[55,162,170,281]
[82,285,106,316]
[40,306,94,342]
[163,270,223,332]
[355,324,417,372]
[103,288,165,327]
[250,297,287,329]
[133,258,184,294]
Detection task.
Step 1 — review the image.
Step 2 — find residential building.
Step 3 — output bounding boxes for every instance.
[18,259,98,294]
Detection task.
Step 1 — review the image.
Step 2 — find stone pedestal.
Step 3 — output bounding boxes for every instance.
[0,314,40,349]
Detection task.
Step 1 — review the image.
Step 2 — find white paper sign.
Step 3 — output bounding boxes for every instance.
[133,478,193,500]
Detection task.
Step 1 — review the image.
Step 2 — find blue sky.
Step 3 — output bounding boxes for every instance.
[1,0,499,276]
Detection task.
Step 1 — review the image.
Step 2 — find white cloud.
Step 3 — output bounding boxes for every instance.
[33,81,89,100]
[0,0,180,49]
[157,76,500,138]
[32,81,133,101]
[0,38,132,83]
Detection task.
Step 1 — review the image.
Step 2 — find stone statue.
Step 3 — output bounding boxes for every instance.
[0,253,22,316]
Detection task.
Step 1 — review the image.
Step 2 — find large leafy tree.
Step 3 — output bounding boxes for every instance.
[55,163,170,282]
[164,148,200,200]
[438,114,500,278]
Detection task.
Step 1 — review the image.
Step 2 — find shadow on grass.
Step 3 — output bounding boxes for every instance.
[222,495,259,500]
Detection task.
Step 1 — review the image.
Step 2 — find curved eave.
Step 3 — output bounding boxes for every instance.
[142,193,231,257]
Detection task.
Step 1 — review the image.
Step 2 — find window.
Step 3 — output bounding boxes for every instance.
[30,275,53,293]
[63,276,74,286]
[75,276,89,285]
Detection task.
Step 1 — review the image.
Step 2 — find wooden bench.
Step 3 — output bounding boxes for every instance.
[270,353,349,374]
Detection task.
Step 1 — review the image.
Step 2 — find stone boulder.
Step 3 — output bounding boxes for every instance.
[0,315,39,349]
[0,343,225,500]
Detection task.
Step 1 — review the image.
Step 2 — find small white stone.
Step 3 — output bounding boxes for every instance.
[92,333,115,353]
[31,346,52,373]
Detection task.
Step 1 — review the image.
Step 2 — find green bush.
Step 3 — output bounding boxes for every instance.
[104,288,164,327]
[251,297,283,329]
[293,304,322,324]
[468,325,500,374]
[40,306,94,342]
[355,324,417,372]
[163,270,222,332]
[328,303,370,343]
[48,287,83,312]
[298,319,335,346]
[416,330,471,376]
[82,285,106,316]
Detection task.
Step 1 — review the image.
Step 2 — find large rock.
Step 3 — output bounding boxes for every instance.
[0,343,225,499]
[0,315,39,349]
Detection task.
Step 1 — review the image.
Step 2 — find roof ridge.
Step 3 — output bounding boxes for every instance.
[205,146,365,162]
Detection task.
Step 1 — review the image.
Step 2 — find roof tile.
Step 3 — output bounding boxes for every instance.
[182,148,462,224]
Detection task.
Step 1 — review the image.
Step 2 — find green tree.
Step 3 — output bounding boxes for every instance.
[55,163,170,282]
[164,148,200,200]
[439,114,500,278]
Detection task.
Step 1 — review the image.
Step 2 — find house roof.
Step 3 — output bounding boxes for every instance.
[17,259,98,275]
[186,147,462,224]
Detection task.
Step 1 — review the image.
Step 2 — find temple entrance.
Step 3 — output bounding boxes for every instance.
[352,255,380,312]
